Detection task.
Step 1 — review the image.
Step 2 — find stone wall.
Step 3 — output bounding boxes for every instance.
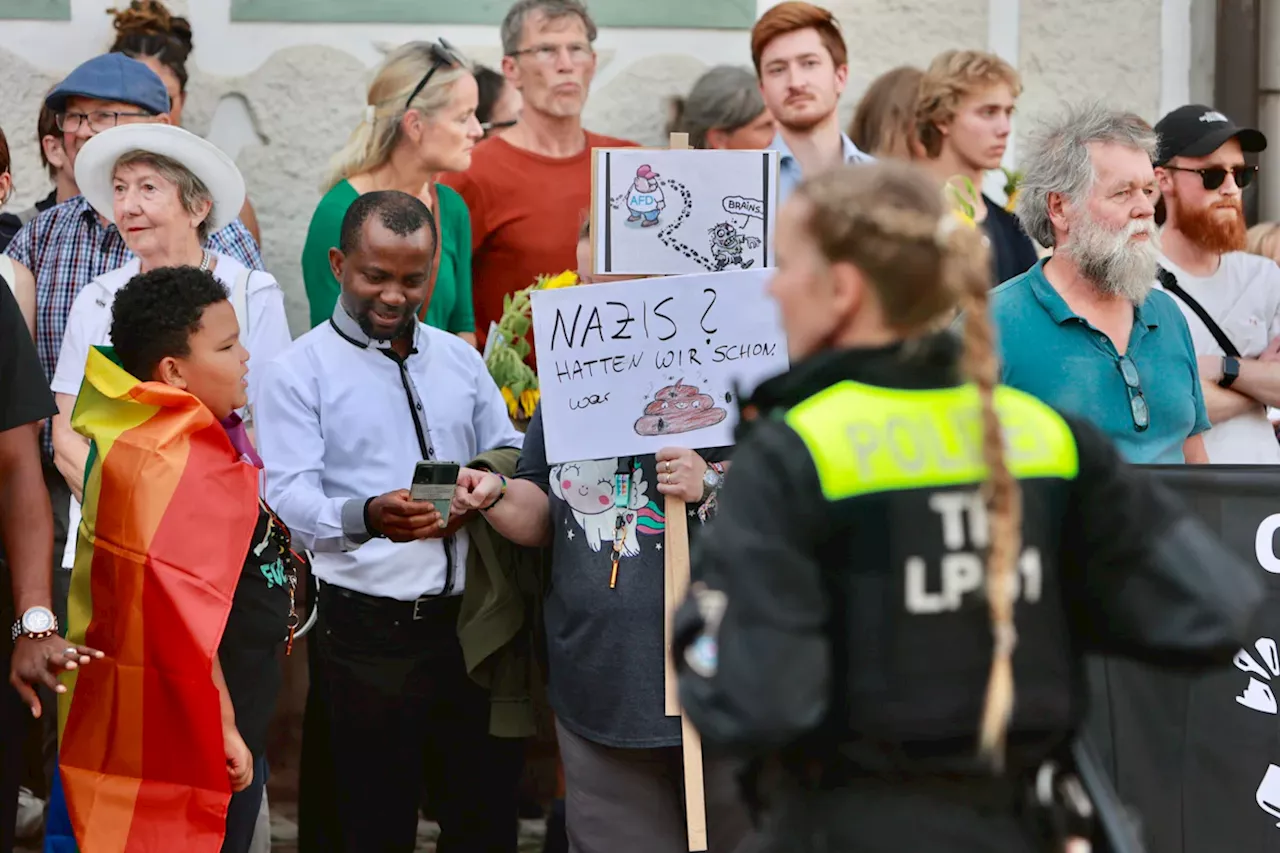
[0,0,1188,334]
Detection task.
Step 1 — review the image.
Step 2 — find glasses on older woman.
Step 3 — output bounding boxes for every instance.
[404,39,466,112]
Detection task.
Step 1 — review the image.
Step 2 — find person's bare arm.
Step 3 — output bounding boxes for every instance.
[3,422,53,630]
[10,260,36,339]
[212,654,252,792]
[52,393,89,502]
[1183,433,1209,464]
[457,332,478,348]
[454,469,552,547]
[1200,354,1280,409]
[2,422,99,716]
[238,196,263,249]
[1199,380,1262,424]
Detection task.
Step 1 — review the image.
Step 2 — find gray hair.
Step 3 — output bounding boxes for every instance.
[1015,104,1158,247]
[668,66,766,150]
[501,0,597,55]
[113,149,214,242]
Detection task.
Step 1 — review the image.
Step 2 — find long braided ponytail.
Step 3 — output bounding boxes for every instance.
[796,161,1023,769]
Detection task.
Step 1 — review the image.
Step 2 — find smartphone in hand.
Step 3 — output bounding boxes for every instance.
[410,461,461,523]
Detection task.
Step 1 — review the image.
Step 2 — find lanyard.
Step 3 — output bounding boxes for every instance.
[377,345,456,598]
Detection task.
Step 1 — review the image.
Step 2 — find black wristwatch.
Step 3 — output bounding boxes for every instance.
[1219,356,1241,388]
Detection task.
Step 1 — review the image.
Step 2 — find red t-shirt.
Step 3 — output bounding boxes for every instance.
[443,131,637,355]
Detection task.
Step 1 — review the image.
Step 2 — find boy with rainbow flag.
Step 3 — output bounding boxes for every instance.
[46,266,298,853]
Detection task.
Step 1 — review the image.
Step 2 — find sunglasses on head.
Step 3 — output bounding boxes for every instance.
[1164,164,1258,191]
[404,39,466,112]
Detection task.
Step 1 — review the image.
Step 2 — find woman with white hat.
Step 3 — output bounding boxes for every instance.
[48,123,291,568]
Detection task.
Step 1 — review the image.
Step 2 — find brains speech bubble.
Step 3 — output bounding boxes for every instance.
[722,196,765,220]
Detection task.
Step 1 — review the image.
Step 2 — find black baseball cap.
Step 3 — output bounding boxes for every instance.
[1154,104,1267,165]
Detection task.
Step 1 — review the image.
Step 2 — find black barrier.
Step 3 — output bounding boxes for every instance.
[1084,465,1280,853]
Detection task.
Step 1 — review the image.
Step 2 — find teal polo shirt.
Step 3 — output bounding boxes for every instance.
[990,259,1209,464]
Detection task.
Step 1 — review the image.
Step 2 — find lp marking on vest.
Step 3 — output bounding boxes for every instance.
[904,490,1043,614]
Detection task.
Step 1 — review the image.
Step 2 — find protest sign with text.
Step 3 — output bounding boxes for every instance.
[530,269,788,465]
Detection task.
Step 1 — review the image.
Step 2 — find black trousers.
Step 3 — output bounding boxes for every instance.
[760,785,1044,853]
[316,582,524,853]
[0,459,70,853]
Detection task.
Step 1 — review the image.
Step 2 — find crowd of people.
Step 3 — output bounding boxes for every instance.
[0,0,1276,851]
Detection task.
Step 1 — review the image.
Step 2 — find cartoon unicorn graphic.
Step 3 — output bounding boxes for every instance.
[550,459,666,555]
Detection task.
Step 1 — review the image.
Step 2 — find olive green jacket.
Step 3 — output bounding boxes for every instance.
[458,447,548,737]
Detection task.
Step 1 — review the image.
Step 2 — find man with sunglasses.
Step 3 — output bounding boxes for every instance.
[1152,105,1280,463]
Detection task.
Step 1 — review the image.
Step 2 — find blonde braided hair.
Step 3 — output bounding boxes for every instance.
[795,162,1023,769]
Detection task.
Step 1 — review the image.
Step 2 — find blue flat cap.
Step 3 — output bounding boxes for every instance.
[46,54,170,116]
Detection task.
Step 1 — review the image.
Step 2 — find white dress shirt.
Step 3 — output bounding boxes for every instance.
[255,304,523,600]
[50,252,292,569]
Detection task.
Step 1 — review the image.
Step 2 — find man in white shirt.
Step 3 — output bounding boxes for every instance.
[255,191,524,852]
[751,1,873,204]
[1152,104,1280,464]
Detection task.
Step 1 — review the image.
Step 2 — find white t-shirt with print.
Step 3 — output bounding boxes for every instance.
[1155,251,1280,464]
[51,252,292,568]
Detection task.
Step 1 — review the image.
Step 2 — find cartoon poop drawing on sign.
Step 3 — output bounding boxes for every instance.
[634,379,727,436]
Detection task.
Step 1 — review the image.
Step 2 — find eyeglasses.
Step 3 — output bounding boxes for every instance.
[1164,164,1258,191]
[507,42,595,67]
[1117,355,1149,432]
[404,39,466,112]
[56,110,152,133]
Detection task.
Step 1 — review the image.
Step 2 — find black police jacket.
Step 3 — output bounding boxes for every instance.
[673,333,1261,774]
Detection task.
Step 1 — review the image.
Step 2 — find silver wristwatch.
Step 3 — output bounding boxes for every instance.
[701,466,724,501]
[11,606,57,643]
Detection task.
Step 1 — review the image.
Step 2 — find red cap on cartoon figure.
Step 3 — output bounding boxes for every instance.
[636,165,657,179]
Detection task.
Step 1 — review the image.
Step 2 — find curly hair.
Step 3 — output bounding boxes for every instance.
[110,266,227,381]
[108,0,194,94]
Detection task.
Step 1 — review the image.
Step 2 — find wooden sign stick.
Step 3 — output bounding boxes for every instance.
[659,130,708,853]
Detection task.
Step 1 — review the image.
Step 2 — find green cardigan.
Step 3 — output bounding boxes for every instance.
[301,179,475,333]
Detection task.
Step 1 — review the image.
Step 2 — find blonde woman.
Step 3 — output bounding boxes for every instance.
[667,162,1258,850]
[302,40,482,343]
[1247,221,1280,263]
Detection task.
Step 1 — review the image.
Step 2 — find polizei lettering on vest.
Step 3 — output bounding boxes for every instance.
[904,490,1043,614]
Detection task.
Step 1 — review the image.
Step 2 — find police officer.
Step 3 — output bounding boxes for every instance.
[671,161,1262,852]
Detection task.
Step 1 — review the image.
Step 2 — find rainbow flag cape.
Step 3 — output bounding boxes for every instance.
[45,346,259,853]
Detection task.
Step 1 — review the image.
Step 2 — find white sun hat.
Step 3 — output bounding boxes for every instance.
[74,124,246,235]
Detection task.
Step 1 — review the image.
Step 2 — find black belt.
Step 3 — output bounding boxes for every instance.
[319,580,461,622]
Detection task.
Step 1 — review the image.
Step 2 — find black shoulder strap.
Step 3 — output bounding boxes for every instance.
[1157,266,1240,357]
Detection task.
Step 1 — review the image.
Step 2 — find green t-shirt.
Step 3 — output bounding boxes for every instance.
[301,179,475,333]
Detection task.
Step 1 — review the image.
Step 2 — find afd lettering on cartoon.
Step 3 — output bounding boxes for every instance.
[905,491,1043,614]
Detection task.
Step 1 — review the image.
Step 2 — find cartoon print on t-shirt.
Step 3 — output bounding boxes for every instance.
[550,459,666,556]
